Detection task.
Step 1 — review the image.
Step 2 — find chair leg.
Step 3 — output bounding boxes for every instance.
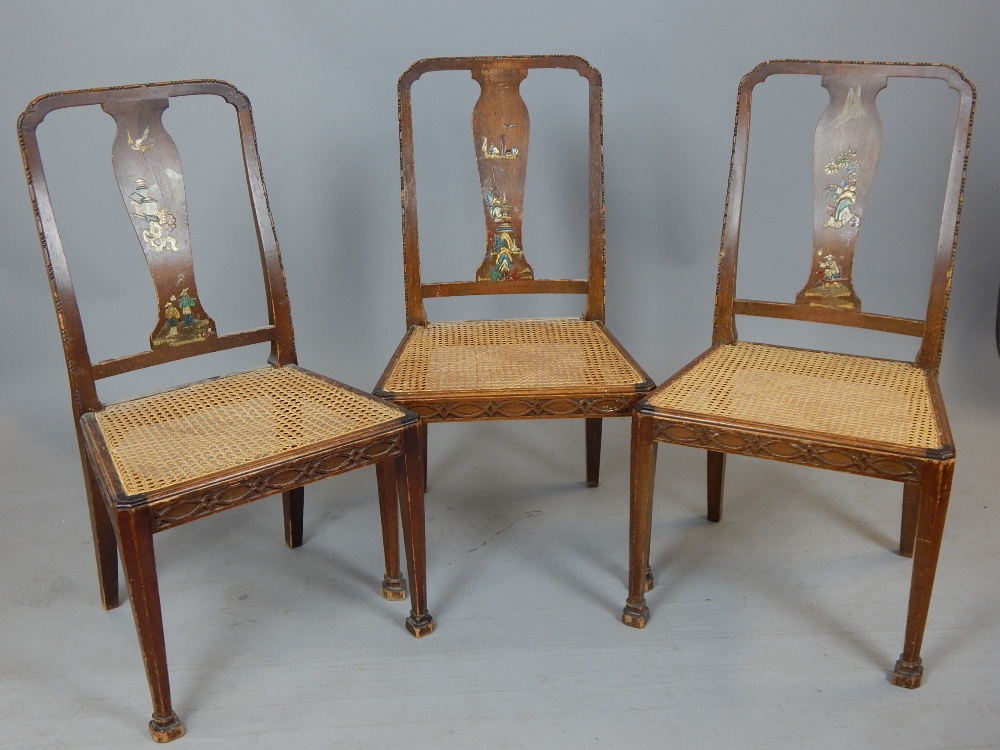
[622,415,658,628]
[586,417,603,488]
[899,482,919,558]
[282,487,304,549]
[83,458,120,610]
[375,459,406,601]
[398,426,434,637]
[115,506,184,742]
[892,460,954,689]
[707,450,726,523]
[418,421,428,493]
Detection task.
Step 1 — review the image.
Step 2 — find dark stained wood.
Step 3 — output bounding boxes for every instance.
[893,459,954,687]
[19,80,432,741]
[282,487,304,549]
[91,326,277,379]
[585,418,603,488]
[397,426,434,637]
[706,451,726,523]
[375,459,406,600]
[622,414,657,628]
[899,482,920,558]
[733,299,924,337]
[421,279,589,298]
[115,506,184,742]
[81,446,120,610]
[624,60,975,690]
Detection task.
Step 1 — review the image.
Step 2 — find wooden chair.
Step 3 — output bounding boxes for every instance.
[375,55,654,509]
[18,80,433,742]
[621,60,975,688]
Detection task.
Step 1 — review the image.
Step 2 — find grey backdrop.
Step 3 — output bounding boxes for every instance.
[1,1,999,744]
[2,1,998,430]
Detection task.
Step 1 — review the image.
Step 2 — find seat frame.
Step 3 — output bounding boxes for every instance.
[375,55,654,494]
[19,80,432,742]
[620,60,975,689]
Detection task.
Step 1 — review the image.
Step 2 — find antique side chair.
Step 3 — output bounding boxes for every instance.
[621,60,974,688]
[19,80,433,742]
[374,56,654,518]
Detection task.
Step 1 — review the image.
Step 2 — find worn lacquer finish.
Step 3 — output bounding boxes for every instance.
[472,66,533,282]
[104,99,216,348]
[796,75,886,310]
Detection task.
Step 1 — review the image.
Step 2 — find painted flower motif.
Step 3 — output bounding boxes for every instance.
[823,149,862,229]
[156,209,177,232]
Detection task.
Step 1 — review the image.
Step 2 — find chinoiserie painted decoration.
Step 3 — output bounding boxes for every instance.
[472,67,534,282]
[796,77,886,310]
[103,97,216,348]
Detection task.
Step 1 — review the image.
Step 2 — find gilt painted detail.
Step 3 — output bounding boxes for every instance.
[130,178,179,253]
[152,285,213,349]
[485,188,525,281]
[799,251,854,308]
[823,149,861,229]
[482,132,519,160]
[127,127,152,152]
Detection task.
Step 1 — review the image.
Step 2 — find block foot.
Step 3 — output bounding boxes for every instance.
[149,712,185,743]
[621,601,649,629]
[381,575,407,601]
[644,568,655,592]
[892,656,924,689]
[405,612,435,638]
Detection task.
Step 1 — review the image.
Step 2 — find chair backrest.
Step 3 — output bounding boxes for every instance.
[19,80,295,422]
[398,55,606,327]
[713,60,975,371]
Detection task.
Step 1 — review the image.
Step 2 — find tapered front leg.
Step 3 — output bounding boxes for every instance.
[82,453,120,610]
[585,418,603,488]
[115,506,184,742]
[375,459,406,601]
[899,482,919,558]
[398,426,434,637]
[622,415,658,628]
[707,450,726,523]
[282,487,304,549]
[893,460,954,689]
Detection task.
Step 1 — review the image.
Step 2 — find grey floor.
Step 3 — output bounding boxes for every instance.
[2,388,998,748]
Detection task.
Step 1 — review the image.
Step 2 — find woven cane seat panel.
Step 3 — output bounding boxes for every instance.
[95,367,404,496]
[647,343,941,449]
[382,319,646,394]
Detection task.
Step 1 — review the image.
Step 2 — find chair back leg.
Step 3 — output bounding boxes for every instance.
[282,487,305,549]
[585,418,603,487]
[84,458,120,610]
[706,451,727,523]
